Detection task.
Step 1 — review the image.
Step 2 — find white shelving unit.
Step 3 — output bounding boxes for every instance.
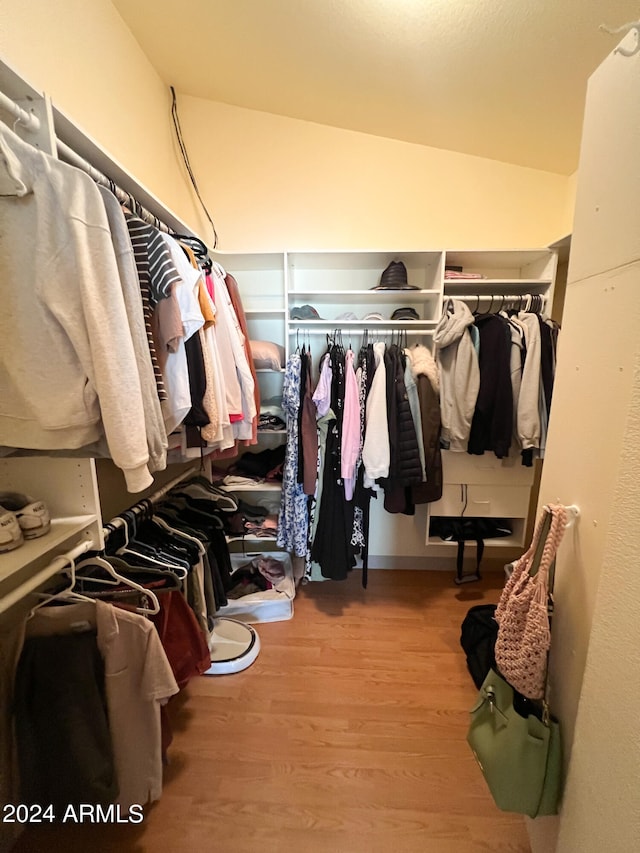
[223,246,558,558]
[286,250,444,350]
[0,457,102,604]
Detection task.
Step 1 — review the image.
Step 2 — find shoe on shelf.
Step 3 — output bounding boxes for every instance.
[0,507,24,553]
[0,493,51,540]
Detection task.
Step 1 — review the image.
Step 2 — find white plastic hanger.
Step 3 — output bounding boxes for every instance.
[28,555,95,619]
[74,553,161,615]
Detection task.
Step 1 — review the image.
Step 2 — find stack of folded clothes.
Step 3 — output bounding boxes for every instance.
[222,499,279,540]
[222,446,286,485]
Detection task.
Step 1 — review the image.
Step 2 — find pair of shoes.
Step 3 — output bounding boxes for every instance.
[0,493,51,553]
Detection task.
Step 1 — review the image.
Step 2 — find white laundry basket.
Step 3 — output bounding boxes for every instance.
[217,551,295,623]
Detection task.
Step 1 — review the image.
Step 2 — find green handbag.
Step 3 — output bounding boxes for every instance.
[467,668,562,818]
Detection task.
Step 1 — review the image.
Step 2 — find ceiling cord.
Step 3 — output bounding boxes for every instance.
[170,85,218,248]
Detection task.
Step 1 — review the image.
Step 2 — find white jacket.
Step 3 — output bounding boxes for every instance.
[0,124,152,492]
[362,341,390,487]
[434,300,479,452]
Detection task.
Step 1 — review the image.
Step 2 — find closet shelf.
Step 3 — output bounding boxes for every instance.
[443,278,552,292]
[0,515,97,585]
[226,535,278,544]
[288,289,441,300]
[218,482,283,492]
[244,308,287,316]
[255,368,286,374]
[427,533,524,549]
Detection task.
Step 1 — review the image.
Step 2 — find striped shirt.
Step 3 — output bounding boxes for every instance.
[125,213,182,401]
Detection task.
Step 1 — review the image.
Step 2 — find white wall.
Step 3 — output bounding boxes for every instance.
[177,95,573,252]
[0,0,575,254]
[529,31,640,853]
[0,0,204,234]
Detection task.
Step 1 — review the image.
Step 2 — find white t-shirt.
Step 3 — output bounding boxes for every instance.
[159,235,205,434]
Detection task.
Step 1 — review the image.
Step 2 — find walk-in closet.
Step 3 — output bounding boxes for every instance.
[1,4,639,853]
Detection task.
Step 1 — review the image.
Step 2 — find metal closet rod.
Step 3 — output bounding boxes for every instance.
[56,139,175,234]
[291,328,433,336]
[0,89,41,132]
[453,293,547,301]
[103,465,200,536]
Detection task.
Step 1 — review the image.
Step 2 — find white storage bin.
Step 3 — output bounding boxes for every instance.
[217,551,295,623]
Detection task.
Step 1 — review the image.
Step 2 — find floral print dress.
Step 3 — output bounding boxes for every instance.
[277,352,309,556]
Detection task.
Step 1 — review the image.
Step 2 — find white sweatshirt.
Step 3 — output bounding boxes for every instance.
[0,124,152,492]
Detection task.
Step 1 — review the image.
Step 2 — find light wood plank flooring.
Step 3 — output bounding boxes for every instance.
[13,569,530,853]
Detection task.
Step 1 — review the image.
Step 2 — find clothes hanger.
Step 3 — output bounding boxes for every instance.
[74,553,161,615]
[28,555,96,619]
[109,510,179,570]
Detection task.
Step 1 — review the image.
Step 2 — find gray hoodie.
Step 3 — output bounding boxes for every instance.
[434,300,480,451]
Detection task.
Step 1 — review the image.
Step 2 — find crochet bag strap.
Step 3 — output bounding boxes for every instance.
[529,505,567,607]
[495,509,549,622]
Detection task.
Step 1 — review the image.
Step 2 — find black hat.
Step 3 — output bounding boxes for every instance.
[391,307,420,321]
[371,261,419,291]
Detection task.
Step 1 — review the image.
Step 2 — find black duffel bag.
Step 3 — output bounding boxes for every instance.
[460,604,498,689]
[429,516,512,583]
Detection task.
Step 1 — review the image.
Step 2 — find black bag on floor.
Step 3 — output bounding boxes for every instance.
[460,604,498,689]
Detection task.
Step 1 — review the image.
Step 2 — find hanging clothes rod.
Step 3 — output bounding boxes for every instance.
[57,139,175,235]
[0,538,94,616]
[291,328,434,336]
[451,293,548,304]
[103,465,200,536]
[0,90,41,133]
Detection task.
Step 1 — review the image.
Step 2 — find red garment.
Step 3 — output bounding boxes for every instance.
[151,590,210,690]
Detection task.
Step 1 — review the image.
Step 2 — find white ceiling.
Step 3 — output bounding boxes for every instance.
[113,0,639,175]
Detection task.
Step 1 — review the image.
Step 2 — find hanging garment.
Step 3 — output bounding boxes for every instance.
[406,345,443,504]
[341,349,361,500]
[0,124,153,492]
[434,299,480,452]
[403,352,427,483]
[15,630,118,810]
[209,263,257,439]
[225,271,261,446]
[150,590,211,689]
[299,350,319,496]
[311,417,355,581]
[277,353,309,556]
[125,212,183,403]
[20,600,178,810]
[99,187,168,473]
[503,316,526,452]
[362,341,390,487]
[305,408,333,583]
[515,312,543,460]
[468,313,513,458]
[386,344,423,487]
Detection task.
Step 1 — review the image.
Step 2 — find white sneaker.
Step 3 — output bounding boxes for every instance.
[0,507,24,553]
[0,493,51,540]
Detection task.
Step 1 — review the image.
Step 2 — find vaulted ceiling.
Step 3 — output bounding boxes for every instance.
[113,0,639,175]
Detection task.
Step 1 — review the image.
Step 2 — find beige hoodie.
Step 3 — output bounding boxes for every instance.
[434,300,480,451]
[0,124,152,492]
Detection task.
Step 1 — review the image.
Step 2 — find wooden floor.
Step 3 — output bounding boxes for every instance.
[13,570,530,853]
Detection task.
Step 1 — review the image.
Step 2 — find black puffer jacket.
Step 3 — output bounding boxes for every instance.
[384,345,422,487]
